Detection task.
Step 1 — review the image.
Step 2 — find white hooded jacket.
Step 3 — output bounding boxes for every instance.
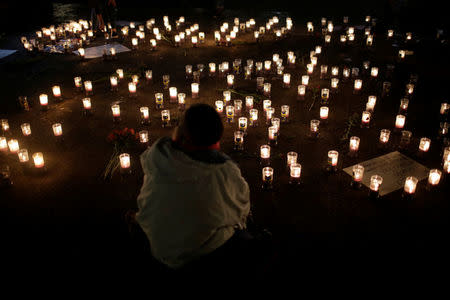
[136,137,250,269]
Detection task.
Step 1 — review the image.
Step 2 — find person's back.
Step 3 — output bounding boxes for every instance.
[136,104,250,269]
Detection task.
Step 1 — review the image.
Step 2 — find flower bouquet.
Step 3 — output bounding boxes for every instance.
[103,127,139,180]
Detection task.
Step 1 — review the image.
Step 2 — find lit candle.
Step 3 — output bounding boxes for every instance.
[32,152,45,168]
[361,111,371,127]
[340,35,347,43]
[264,60,271,71]
[0,137,7,152]
[119,153,131,169]
[266,107,275,124]
[234,131,244,150]
[289,163,302,184]
[404,176,418,195]
[52,85,61,98]
[140,106,149,122]
[321,88,329,103]
[139,130,149,144]
[245,96,254,110]
[178,93,186,109]
[163,75,170,89]
[370,67,378,78]
[111,104,120,118]
[20,123,31,136]
[209,63,216,75]
[377,129,390,145]
[428,169,441,186]
[301,75,309,86]
[319,106,329,120]
[268,126,277,145]
[343,68,350,79]
[227,74,234,88]
[283,73,291,88]
[132,38,138,48]
[128,82,137,95]
[260,145,270,161]
[78,47,85,58]
[281,105,290,122]
[116,69,124,80]
[84,81,93,95]
[307,22,314,32]
[74,77,82,89]
[366,96,377,112]
[418,137,431,152]
[406,83,414,96]
[395,115,406,129]
[287,152,298,167]
[325,35,331,43]
[352,164,364,184]
[263,100,272,112]
[1,119,9,132]
[39,94,48,108]
[161,110,170,127]
[169,87,178,102]
[370,175,383,196]
[238,117,247,132]
[226,105,235,123]
[439,102,449,116]
[444,161,450,174]
[110,75,118,90]
[354,79,362,92]
[132,75,139,84]
[442,146,450,163]
[234,100,242,116]
[191,35,198,46]
[155,93,164,109]
[331,67,339,77]
[298,85,306,99]
[262,167,274,189]
[8,139,19,153]
[387,29,394,38]
[263,83,271,97]
[328,150,339,169]
[349,136,360,152]
[18,148,29,163]
[144,70,152,82]
[191,83,199,98]
[249,109,258,126]
[215,100,224,113]
[307,63,314,74]
[52,123,62,137]
[399,50,406,59]
[310,119,320,138]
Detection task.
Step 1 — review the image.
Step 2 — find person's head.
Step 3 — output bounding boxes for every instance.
[173,103,224,149]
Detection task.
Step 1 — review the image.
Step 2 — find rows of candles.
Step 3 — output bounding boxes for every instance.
[4,14,448,199]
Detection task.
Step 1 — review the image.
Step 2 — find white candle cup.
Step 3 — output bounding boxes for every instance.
[327,150,339,171]
[260,145,271,164]
[128,82,137,96]
[8,139,19,154]
[370,67,379,78]
[131,75,139,84]
[238,117,248,132]
[289,163,302,185]
[403,176,418,196]
[440,103,449,116]
[215,100,224,114]
[352,164,365,188]
[226,105,235,123]
[234,100,242,116]
[32,152,45,168]
[387,29,394,38]
[264,60,271,72]
[178,93,186,110]
[155,93,164,109]
[298,85,306,100]
[52,123,63,137]
[234,131,244,150]
[249,109,258,127]
[369,175,383,198]
[84,81,93,96]
[191,83,199,98]
[109,75,118,91]
[281,105,290,122]
[442,146,450,164]
[245,96,254,110]
[418,137,431,153]
[140,107,150,124]
[266,107,275,125]
[39,94,49,110]
[1,119,9,132]
[145,70,152,82]
[343,68,350,79]
[378,129,391,146]
[443,161,450,174]
[395,115,406,130]
[361,111,371,128]
[161,110,170,127]
[310,119,320,138]
[331,66,339,77]
[18,148,29,163]
[119,153,131,172]
[283,73,291,88]
[321,88,330,104]
[21,123,31,136]
[0,137,7,152]
[111,104,120,122]
[262,167,274,189]
[428,169,442,187]
[301,75,309,86]
[268,126,278,146]
[52,85,62,99]
[209,63,216,76]
[78,47,85,58]
[354,79,363,93]
[138,130,149,145]
[366,96,377,112]
[227,74,234,88]
[399,50,406,60]
[74,77,82,89]
[287,152,298,168]
[406,83,414,96]
[169,87,178,103]
[307,63,314,74]
[263,99,272,112]
[349,136,360,155]
[263,83,271,97]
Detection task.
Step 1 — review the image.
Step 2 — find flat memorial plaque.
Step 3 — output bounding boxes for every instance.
[343,151,429,196]
[74,43,130,59]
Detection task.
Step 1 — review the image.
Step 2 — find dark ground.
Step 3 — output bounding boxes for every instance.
[1,3,450,279]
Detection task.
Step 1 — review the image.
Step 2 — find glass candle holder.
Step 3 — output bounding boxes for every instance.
[0,119,8,132]
[263,83,271,97]
[349,136,360,154]
[155,93,164,109]
[18,148,29,163]
[263,100,272,112]
[140,107,150,124]
[119,153,131,171]
[418,137,431,153]
[439,122,449,137]
[327,150,339,171]
[444,161,450,174]
[52,85,62,99]
[161,110,170,127]
[74,77,82,89]
[256,77,264,91]
[262,167,274,189]
[111,104,121,122]
[331,78,339,91]
[249,109,258,127]
[39,94,49,110]
[301,75,309,86]
[169,87,178,102]
[366,96,377,113]
[440,103,449,116]
[52,123,63,137]
[379,129,391,145]
[266,107,275,124]
[406,83,414,96]
[20,123,31,136]
[84,81,93,95]
[177,93,186,110]
[209,63,216,75]
[234,131,244,150]
[442,146,450,164]
[399,130,412,148]
[352,164,364,188]
[128,82,137,96]
[227,74,234,88]
[260,145,271,165]
[310,119,320,138]
[428,169,441,187]
[268,126,278,146]
[215,100,224,114]
[403,176,418,196]
[144,70,152,82]
[139,130,149,144]
[331,67,339,77]
[162,75,170,89]
[281,105,290,122]
[32,152,45,168]
[307,63,314,74]
[361,111,371,128]
[287,152,298,168]
[245,96,254,110]
[8,139,19,153]
[369,175,383,199]
[0,136,7,152]
[298,85,306,100]
[343,67,350,79]
[238,117,247,132]
[290,163,302,185]
[264,60,271,72]
[354,79,362,93]
[191,83,199,98]
[234,100,242,116]
[319,106,329,120]
[226,105,235,123]
[283,73,291,88]
[370,67,379,78]
[395,115,406,129]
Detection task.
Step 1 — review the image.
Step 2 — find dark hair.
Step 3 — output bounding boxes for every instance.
[181,103,223,147]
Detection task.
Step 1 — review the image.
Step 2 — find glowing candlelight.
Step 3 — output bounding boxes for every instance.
[263,100,272,112]
[131,38,138,48]
[310,119,320,138]
[161,110,170,127]
[268,126,277,145]
[145,70,152,81]
[366,96,377,112]
[318,106,329,120]
[395,115,406,129]
[0,137,7,152]
[128,82,137,95]
[354,79,362,91]
[249,109,258,126]
[264,60,271,71]
[227,74,234,88]
[84,81,93,95]
[215,100,224,113]
[33,152,44,168]
[245,96,254,110]
[298,85,306,99]
[325,34,331,43]
[289,163,302,184]
[1,119,9,132]
[370,175,383,193]
[419,138,431,152]
[163,75,170,89]
[52,85,61,98]
[119,153,131,169]
[191,35,198,46]
[155,93,164,109]
[238,117,248,132]
[283,73,291,88]
[399,50,406,59]
[307,22,314,32]
[352,164,364,183]
[191,83,199,98]
[234,131,244,150]
[263,83,271,97]
[140,106,150,121]
[428,169,441,186]
[281,105,290,122]
[111,104,120,117]
[74,77,82,88]
[223,90,231,104]
[444,161,450,174]
[8,139,19,153]
[19,123,31,136]
[287,152,298,167]
[349,136,360,152]
[307,63,314,74]
[377,129,390,145]
[262,167,274,188]
[177,93,186,108]
[439,103,449,115]
[116,69,124,80]
[18,148,29,163]
[343,68,350,79]
[78,48,85,58]
[169,87,178,102]
[131,75,139,84]
[321,88,329,103]
[260,145,270,160]
[404,176,418,195]
[361,111,371,127]
[209,63,216,75]
[39,94,48,108]
[226,106,235,122]
[328,150,339,168]
[52,123,62,136]
[301,75,309,86]
[234,99,242,116]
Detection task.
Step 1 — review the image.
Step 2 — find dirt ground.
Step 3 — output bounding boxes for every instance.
[1,10,449,277]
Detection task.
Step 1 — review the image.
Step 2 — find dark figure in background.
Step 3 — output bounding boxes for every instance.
[104,0,118,38]
[88,0,105,33]
[133,104,274,276]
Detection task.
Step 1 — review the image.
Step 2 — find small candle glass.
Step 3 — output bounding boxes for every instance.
[290,163,302,185]
[238,117,247,132]
[320,65,328,79]
[327,150,339,172]
[18,148,29,163]
[249,109,258,127]
[155,93,164,109]
[234,131,244,150]
[8,139,19,153]
[418,137,431,153]
[84,81,93,95]
[21,123,31,136]
[215,100,224,114]
[52,85,62,99]
[178,93,186,110]
[109,75,118,91]
[281,105,290,122]
[379,129,391,145]
[263,83,271,97]
[74,77,82,89]
[139,130,149,144]
[128,82,137,96]
[287,152,298,168]
[226,105,235,123]
[349,136,360,154]
[234,100,242,116]
[352,164,364,188]
[283,73,291,88]
[161,110,170,127]
[366,96,377,112]
[361,111,371,128]
[331,66,339,77]
[403,176,418,196]
[260,145,271,165]
[428,169,442,187]
[162,75,170,89]
[169,87,177,103]
[111,104,120,122]
[354,79,362,93]
[321,88,329,104]
[369,175,383,199]
[140,107,150,124]
[370,67,379,78]
[266,107,275,124]
[343,67,350,79]
[245,96,254,110]
[440,103,449,116]
[52,123,63,137]
[32,152,45,168]
[263,100,272,112]
[227,74,234,88]
[301,75,309,86]
[262,167,274,189]
[310,119,320,138]
[0,119,9,132]
[209,63,216,75]
[0,137,7,152]
[256,77,264,91]
[298,85,306,100]
[319,106,329,120]
[39,94,48,110]
[191,83,199,98]
[145,70,152,82]
[268,126,278,146]
[119,153,131,171]
[395,115,406,129]
[331,78,339,91]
